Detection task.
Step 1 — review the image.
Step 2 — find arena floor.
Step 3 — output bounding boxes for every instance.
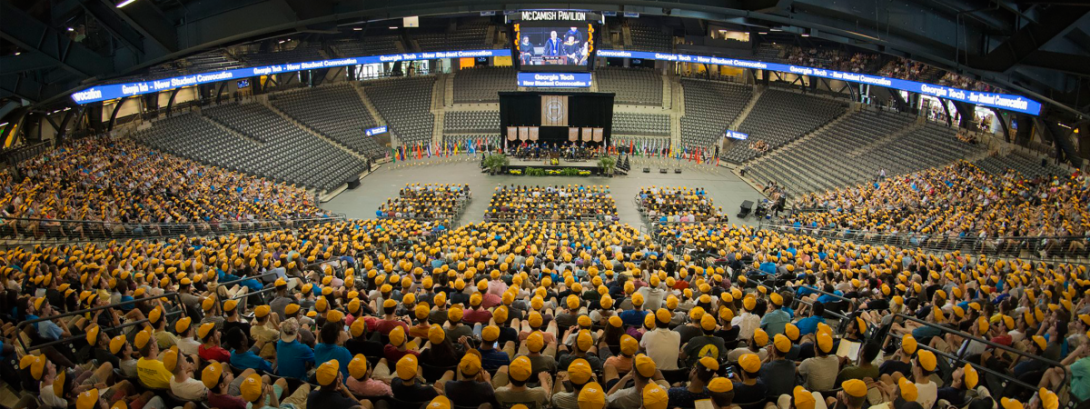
[320,156,767,227]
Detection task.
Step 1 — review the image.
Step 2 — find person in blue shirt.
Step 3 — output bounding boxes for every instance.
[226,326,274,374]
[28,297,68,341]
[619,296,649,327]
[795,302,826,336]
[276,319,314,380]
[314,321,353,378]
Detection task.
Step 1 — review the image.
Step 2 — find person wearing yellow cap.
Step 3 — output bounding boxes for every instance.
[663,356,718,408]
[197,322,231,363]
[640,308,681,371]
[707,376,735,408]
[224,323,275,374]
[835,379,868,409]
[494,355,551,408]
[762,291,792,337]
[315,317,355,380]
[731,353,768,403]
[438,351,500,409]
[390,354,441,405]
[558,330,603,375]
[345,354,394,399]
[799,332,838,392]
[164,345,208,401]
[909,350,938,409]
[933,364,978,407]
[727,327,769,363]
[173,316,200,357]
[681,313,725,366]
[250,304,281,359]
[619,290,650,328]
[758,333,799,400]
[602,354,669,409]
[641,383,669,409]
[148,306,179,350]
[134,328,173,389]
[309,359,372,408]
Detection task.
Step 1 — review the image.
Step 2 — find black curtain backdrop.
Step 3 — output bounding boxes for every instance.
[499,91,614,147]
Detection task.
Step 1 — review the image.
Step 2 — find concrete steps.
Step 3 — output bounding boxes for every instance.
[350,82,387,127]
[727,85,763,131]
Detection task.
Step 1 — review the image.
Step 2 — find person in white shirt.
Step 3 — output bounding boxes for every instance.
[640,309,681,370]
[635,278,666,311]
[912,350,939,409]
[164,347,208,401]
[174,317,201,356]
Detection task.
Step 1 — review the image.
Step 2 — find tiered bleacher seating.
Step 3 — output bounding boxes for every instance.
[270,84,384,158]
[363,77,436,144]
[134,107,364,192]
[444,134,500,150]
[627,20,673,52]
[721,91,845,163]
[747,118,982,194]
[444,111,499,134]
[679,79,752,147]
[332,35,401,57]
[453,67,516,103]
[414,23,489,51]
[612,113,670,136]
[974,151,1069,180]
[183,50,244,73]
[594,68,662,105]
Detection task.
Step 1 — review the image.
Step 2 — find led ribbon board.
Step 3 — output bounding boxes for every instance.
[70,50,512,105]
[597,50,1042,116]
[365,126,388,136]
[517,72,592,87]
[724,130,748,140]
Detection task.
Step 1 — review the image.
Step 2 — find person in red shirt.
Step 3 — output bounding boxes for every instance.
[197,323,231,363]
[372,299,410,335]
[463,293,493,325]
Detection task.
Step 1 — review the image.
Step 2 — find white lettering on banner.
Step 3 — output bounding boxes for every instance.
[519,10,586,21]
[71,88,102,102]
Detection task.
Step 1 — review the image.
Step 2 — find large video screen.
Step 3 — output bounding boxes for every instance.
[513,23,595,71]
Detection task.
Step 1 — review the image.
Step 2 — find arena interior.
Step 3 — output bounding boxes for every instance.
[2,1,1090,409]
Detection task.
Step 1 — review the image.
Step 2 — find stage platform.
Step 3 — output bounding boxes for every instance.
[502,156,614,176]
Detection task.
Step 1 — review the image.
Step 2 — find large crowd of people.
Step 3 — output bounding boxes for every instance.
[636,187,725,223]
[377,184,471,220]
[0,137,324,239]
[5,135,1090,409]
[485,185,619,221]
[780,46,880,74]
[788,161,1088,256]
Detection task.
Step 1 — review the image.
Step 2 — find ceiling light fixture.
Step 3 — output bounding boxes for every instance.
[389,26,398,29]
[353,27,363,31]
[770,28,782,32]
[116,0,137,8]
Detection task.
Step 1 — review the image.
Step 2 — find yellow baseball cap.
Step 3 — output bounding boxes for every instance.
[568,358,593,384]
[350,319,367,338]
[1031,335,1047,351]
[254,305,271,318]
[698,356,719,371]
[134,328,152,349]
[752,329,769,347]
[631,293,645,306]
[349,354,369,380]
[700,314,716,331]
[389,325,406,346]
[175,317,192,334]
[448,307,464,323]
[608,315,622,328]
[109,335,127,354]
[816,332,833,353]
[842,379,867,397]
[509,356,533,382]
[459,351,482,376]
[577,381,606,409]
[223,299,239,312]
[202,361,224,389]
[963,364,978,389]
[22,355,46,380]
[655,308,671,324]
[396,355,419,380]
[526,331,545,353]
[285,303,301,315]
[162,347,180,372]
[898,377,918,402]
[240,374,264,402]
[916,349,937,372]
[76,389,99,409]
[1039,388,1058,409]
[528,310,543,328]
[641,384,668,409]
[1000,398,1024,409]
[576,330,593,352]
[198,322,215,340]
[620,334,638,356]
[318,359,341,385]
[85,325,100,345]
[426,396,452,409]
[482,325,500,342]
[773,334,792,353]
[634,354,657,378]
[901,335,918,354]
[739,353,760,373]
[428,325,446,345]
[643,313,656,330]
[793,386,816,409]
[708,377,733,393]
[493,306,509,323]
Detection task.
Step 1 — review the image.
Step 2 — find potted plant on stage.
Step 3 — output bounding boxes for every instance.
[598,156,616,177]
[483,153,510,175]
